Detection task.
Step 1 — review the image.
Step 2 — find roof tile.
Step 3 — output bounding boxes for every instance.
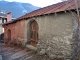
[17,0,80,20]
[4,0,80,25]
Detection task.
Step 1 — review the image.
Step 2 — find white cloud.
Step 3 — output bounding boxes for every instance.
[5,0,62,7]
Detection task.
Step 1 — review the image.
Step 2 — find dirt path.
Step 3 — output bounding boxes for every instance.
[1,44,52,60]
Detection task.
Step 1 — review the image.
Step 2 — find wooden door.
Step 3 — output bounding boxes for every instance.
[30,21,38,47]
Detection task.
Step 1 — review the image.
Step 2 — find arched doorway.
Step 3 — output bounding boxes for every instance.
[7,29,11,42]
[27,20,38,47]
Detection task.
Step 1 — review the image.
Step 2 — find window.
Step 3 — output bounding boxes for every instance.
[2,18,4,23]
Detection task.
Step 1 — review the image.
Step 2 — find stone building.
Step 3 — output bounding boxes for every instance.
[3,0,80,60]
[0,11,15,42]
[0,11,7,42]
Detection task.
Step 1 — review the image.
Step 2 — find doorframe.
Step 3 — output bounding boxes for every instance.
[27,20,39,46]
[7,29,11,42]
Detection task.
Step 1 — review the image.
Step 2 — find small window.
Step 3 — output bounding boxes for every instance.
[2,18,4,23]
[3,19,6,23]
[0,20,2,24]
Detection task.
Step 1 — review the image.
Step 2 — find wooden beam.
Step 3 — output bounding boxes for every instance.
[74,0,80,25]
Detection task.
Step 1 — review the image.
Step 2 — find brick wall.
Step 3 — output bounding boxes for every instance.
[4,20,28,46]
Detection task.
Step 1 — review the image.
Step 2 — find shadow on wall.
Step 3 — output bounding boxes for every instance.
[0,33,4,43]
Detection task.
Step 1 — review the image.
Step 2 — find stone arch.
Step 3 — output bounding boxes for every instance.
[27,20,39,47]
[7,29,11,42]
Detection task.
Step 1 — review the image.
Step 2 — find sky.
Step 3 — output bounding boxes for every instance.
[4,0,62,7]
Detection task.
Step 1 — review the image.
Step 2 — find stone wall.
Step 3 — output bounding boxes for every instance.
[33,12,80,60]
[33,12,74,59]
[0,24,3,35]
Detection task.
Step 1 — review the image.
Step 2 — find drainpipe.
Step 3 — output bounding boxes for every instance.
[74,0,80,25]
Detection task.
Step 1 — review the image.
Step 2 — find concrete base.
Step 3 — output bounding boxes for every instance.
[26,45,37,50]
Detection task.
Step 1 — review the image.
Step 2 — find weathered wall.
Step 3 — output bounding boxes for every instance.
[4,11,78,59]
[0,24,3,40]
[4,20,28,46]
[0,17,6,41]
[22,12,75,59]
[34,12,73,59]
[0,24,3,34]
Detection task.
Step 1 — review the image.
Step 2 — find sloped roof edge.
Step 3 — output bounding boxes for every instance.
[3,0,80,25]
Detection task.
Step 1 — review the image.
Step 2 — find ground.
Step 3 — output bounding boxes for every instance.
[1,43,55,60]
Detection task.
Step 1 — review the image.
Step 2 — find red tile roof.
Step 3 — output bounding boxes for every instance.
[3,0,80,25]
[16,0,80,20]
